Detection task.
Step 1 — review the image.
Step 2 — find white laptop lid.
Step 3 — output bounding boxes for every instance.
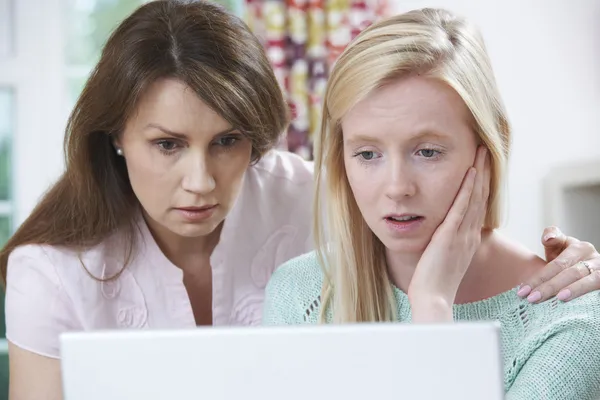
[60,322,504,400]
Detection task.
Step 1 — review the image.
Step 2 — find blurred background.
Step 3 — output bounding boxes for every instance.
[1,0,599,398]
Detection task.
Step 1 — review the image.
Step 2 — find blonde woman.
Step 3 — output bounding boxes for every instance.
[263,8,600,398]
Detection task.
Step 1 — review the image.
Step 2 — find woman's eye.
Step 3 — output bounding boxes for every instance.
[418,149,438,158]
[352,150,380,163]
[157,140,178,151]
[216,136,239,147]
[359,151,376,160]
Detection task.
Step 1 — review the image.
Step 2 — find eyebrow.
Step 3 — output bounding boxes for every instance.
[344,134,382,146]
[408,130,449,141]
[344,129,449,146]
[144,123,238,139]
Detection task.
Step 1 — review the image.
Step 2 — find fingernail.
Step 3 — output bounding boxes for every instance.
[557,289,571,301]
[527,291,542,303]
[544,232,557,242]
[517,285,531,297]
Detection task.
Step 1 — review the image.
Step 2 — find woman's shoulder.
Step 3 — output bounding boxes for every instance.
[497,289,600,332]
[520,289,600,326]
[238,150,314,224]
[7,231,130,281]
[229,150,316,258]
[5,228,148,321]
[270,250,324,287]
[6,237,131,319]
[8,243,91,282]
[262,251,325,325]
[6,244,71,296]
[482,232,547,293]
[4,232,153,358]
[499,291,600,395]
[5,243,95,358]
[248,150,314,189]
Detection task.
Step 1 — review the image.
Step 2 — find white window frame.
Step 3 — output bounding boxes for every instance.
[0,0,68,228]
[0,0,16,226]
[0,89,13,220]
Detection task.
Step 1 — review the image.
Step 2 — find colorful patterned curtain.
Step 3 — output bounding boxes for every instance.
[244,0,389,159]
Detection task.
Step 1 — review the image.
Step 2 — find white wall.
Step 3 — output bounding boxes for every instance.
[391,0,600,254]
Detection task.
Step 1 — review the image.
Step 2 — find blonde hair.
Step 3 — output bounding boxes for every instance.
[313,8,511,323]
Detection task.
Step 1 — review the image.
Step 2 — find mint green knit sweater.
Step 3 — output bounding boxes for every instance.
[262,251,600,400]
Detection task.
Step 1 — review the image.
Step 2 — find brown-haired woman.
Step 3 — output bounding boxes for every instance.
[2,1,598,399]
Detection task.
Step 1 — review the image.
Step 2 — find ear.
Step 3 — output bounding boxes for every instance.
[111,134,124,156]
[111,134,122,149]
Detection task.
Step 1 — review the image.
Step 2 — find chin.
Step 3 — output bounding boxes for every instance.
[376,232,430,254]
[172,221,220,238]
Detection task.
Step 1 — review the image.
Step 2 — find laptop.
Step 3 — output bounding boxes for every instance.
[60,322,504,400]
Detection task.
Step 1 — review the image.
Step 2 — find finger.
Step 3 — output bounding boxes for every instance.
[518,242,597,300]
[443,167,477,229]
[517,249,579,299]
[542,225,562,244]
[524,259,592,303]
[541,226,572,262]
[556,260,600,302]
[477,149,491,229]
[483,149,491,202]
[460,146,487,232]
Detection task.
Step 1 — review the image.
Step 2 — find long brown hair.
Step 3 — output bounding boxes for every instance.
[0,0,289,284]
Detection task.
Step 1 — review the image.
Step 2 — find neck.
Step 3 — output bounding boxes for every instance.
[143,212,222,271]
[386,230,517,304]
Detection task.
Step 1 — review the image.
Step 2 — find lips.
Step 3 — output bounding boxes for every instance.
[175,205,217,212]
[384,214,423,222]
[383,213,425,234]
[174,204,218,222]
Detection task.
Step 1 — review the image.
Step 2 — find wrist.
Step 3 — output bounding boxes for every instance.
[408,292,454,323]
[408,279,459,308]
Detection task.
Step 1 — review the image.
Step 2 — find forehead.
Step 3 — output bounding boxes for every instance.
[341,76,474,141]
[130,78,231,132]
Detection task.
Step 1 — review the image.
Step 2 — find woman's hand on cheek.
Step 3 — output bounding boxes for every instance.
[408,146,490,323]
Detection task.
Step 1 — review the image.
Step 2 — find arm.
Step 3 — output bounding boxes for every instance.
[8,343,62,400]
[506,316,600,400]
[407,294,453,323]
[409,147,489,322]
[5,246,80,400]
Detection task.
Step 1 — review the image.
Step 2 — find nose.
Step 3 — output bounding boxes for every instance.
[385,157,416,201]
[181,153,216,194]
